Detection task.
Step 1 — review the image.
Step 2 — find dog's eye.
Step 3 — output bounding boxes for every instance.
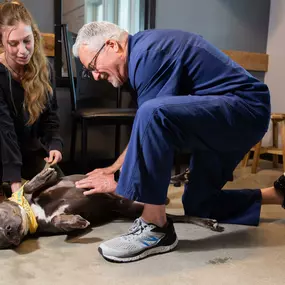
[6,225,11,231]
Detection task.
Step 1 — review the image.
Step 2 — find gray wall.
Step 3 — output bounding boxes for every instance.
[156,0,270,53]
[156,0,270,82]
[22,0,54,33]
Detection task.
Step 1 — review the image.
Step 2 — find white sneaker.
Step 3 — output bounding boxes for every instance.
[98,217,178,263]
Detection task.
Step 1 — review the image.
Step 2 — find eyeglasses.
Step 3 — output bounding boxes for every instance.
[81,43,106,79]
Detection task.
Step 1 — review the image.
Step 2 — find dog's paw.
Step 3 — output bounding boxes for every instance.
[69,215,90,229]
[203,218,225,232]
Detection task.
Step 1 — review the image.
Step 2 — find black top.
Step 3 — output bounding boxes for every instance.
[0,63,63,182]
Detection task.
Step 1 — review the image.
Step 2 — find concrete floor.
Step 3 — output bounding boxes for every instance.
[1,160,285,285]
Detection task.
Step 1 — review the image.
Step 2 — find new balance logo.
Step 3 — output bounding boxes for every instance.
[140,235,161,247]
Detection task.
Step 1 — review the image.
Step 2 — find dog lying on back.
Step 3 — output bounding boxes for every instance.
[0,168,224,249]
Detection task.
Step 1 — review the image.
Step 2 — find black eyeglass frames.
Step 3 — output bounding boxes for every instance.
[81,43,106,79]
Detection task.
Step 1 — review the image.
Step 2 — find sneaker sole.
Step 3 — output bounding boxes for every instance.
[98,237,179,263]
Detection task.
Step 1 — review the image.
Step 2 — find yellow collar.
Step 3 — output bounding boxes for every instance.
[8,184,38,234]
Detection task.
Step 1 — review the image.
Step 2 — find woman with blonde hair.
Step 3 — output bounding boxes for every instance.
[0,0,63,194]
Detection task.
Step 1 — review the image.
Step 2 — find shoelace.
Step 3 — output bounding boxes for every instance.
[121,220,149,242]
[128,218,142,233]
[127,218,149,235]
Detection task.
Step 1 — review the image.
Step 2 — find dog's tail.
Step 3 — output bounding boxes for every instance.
[166,213,224,232]
[170,168,190,185]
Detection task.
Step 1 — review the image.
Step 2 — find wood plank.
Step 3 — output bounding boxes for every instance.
[251,146,284,156]
[41,33,55,57]
[0,33,55,57]
[222,50,268,72]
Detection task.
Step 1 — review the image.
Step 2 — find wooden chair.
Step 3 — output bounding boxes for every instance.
[242,113,285,173]
[62,24,137,172]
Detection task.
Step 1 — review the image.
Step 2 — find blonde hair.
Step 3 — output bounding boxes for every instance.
[0,0,53,125]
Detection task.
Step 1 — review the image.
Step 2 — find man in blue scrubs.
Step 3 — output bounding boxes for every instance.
[73,21,285,263]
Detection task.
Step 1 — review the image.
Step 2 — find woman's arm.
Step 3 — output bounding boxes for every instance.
[39,92,63,154]
[39,64,63,154]
[0,87,22,183]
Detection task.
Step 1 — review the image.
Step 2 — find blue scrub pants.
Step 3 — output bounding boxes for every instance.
[116,94,270,226]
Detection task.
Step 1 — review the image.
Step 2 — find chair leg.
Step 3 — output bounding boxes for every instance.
[81,119,88,173]
[281,120,285,173]
[273,120,279,168]
[251,141,262,174]
[241,151,250,167]
[70,117,77,162]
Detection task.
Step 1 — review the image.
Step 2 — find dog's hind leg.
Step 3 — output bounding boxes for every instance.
[39,214,91,233]
[166,214,224,232]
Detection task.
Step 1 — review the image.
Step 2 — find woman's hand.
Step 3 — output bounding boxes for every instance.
[45,150,62,165]
[11,182,22,193]
[75,173,117,196]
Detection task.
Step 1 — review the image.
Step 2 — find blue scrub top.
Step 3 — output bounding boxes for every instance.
[127,29,270,130]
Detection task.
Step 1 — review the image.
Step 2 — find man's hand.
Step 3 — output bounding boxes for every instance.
[75,173,117,195]
[45,150,62,166]
[11,182,22,193]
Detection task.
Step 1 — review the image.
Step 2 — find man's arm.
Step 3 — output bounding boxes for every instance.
[86,144,128,176]
[112,144,128,172]
[76,49,181,193]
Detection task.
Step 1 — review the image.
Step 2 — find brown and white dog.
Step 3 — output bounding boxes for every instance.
[0,168,224,249]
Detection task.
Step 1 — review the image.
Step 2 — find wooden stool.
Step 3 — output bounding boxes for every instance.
[242,113,285,173]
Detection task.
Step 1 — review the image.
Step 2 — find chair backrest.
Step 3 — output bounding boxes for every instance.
[62,24,126,111]
[61,24,77,111]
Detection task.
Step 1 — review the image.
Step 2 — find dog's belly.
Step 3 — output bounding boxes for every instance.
[30,177,128,231]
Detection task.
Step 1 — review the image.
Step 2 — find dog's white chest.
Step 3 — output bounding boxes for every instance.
[31,203,69,223]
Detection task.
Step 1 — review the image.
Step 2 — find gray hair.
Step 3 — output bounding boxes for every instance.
[72,21,127,57]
